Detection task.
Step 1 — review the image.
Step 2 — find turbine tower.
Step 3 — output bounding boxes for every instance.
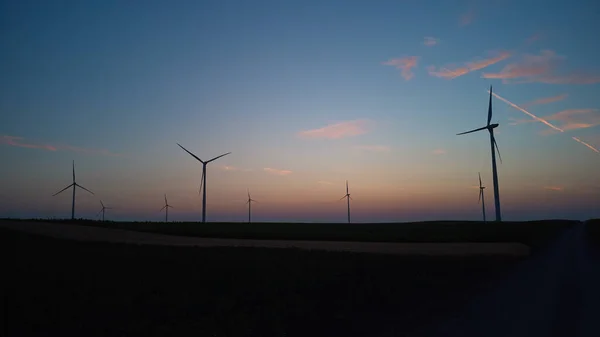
[52,160,94,220]
[338,180,352,223]
[177,143,231,223]
[246,188,258,223]
[478,173,486,222]
[97,200,113,221]
[159,194,174,222]
[457,86,502,222]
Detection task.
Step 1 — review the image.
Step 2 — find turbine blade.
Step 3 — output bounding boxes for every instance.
[346,180,349,194]
[349,195,353,200]
[96,209,103,217]
[487,86,493,126]
[248,188,250,199]
[159,205,166,212]
[339,195,346,201]
[478,189,482,203]
[72,160,75,182]
[478,172,482,187]
[76,184,95,195]
[168,205,174,209]
[177,143,205,163]
[457,125,488,135]
[52,183,74,196]
[206,152,231,163]
[252,199,258,203]
[493,135,502,164]
[164,194,167,205]
[100,200,105,208]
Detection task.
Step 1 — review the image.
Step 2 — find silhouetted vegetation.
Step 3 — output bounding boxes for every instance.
[3,218,579,251]
[2,228,524,337]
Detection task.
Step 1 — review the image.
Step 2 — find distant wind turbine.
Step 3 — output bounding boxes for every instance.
[96,200,113,221]
[246,189,258,223]
[478,173,486,222]
[177,143,231,223]
[339,180,352,223]
[52,160,94,220]
[159,194,174,222]
[457,86,502,222]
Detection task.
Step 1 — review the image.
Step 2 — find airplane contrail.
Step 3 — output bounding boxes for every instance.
[488,91,564,133]
[488,90,600,154]
[572,136,600,153]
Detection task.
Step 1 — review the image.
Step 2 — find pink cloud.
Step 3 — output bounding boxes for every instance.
[264,167,292,176]
[354,145,391,152]
[522,94,568,108]
[544,186,563,191]
[459,8,475,26]
[482,50,600,85]
[221,165,251,172]
[298,119,371,139]
[382,56,419,80]
[428,51,512,79]
[1,135,122,157]
[423,37,439,47]
[432,149,446,155]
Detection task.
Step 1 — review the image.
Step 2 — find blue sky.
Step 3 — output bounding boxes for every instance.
[1,0,599,222]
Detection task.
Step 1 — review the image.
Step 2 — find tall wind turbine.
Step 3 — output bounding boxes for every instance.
[339,180,352,223]
[52,160,94,220]
[159,194,174,222]
[457,86,503,222]
[246,189,258,223]
[177,143,231,223]
[96,200,113,221]
[478,173,486,222]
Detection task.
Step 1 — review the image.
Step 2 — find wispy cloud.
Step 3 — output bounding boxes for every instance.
[459,8,475,26]
[382,56,419,80]
[491,91,600,154]
[482,50,600,85]
[298,119,371,139]
[525,33,543,45]
[428,51,511,79]
[423,37,439,47]
[264,167,292,176]
[523,94,568,108]
[432,149,446,155]
[544,186,563,191]
[221,165,251,172]
[317,181,333,185]
[1,135,122,157]
[354,145,391,152]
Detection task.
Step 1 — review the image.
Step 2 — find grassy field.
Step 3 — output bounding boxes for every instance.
[2,227,524,337]
[4,218,579,250]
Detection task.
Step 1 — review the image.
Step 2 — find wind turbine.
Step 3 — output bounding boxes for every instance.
[96,200,113,221]
[478,173,486,222]
[339,180,352,223]
[457,86,502,222]
[159,194,174,222]
[177,143,231,223]
[246,189,258,223]
[52,160,94,220]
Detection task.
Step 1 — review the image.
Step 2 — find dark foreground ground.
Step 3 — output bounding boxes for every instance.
[6,218,579,250]
[2,228,524,337]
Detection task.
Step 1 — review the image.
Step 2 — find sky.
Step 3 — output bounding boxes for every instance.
[1,0,599,222]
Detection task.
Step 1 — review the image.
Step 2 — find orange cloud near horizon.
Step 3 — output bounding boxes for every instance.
[264,167,293,176]
[428,51,511,79]
[298,119,371,139]
[382,56,419,80]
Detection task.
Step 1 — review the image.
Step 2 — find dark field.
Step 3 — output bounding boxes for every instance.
[7,218,580,250]
[2,227,527,337]
[585,219,600,245]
